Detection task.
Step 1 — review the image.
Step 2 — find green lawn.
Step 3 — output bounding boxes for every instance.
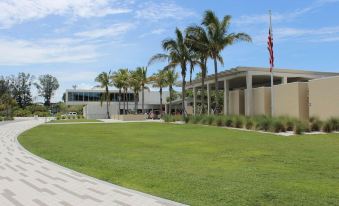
[18,123,339,206]
[49,119,102,123]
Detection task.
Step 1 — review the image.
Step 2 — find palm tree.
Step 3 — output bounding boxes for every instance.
[135,67,149,114]
[129,70,142,113]
[149,28,190,116]
[201,10,252,113]
[112,69,129,115]
[95,71,112,119]
[164,68,179,115]
[150,70,167,116]
[186,25,210,114]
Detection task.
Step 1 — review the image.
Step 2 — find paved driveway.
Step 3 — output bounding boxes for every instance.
[0,119,187,206]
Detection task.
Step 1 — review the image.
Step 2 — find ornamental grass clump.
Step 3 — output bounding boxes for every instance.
[309,117,322,132]
[223,116,233,127]
[322,120,333,133]
[255,116,271,131]
[207,116,215,125]
[328,118,339,131]
[215,116,224,127]
[232,116,244,128]
[163,115,173,122]
[270,119,286,133]
[245,117,255,130]
[294,122,305,135]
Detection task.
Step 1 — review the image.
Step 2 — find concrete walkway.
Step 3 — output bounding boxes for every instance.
[0,119,187,206]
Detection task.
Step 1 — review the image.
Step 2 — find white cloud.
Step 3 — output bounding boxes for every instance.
[75,23,135,39]
[135,1,195,21]
[234,0,339,26]
[0,37,99,65]
[0,0,132,28]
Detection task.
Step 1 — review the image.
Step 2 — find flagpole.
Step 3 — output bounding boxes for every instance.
[269,10,274,117]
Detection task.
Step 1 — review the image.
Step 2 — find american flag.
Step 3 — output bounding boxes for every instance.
[267,13,274,72]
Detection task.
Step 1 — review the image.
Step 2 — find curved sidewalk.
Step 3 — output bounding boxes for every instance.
[0,119,187,206]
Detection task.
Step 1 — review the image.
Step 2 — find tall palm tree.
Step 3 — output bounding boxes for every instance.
[129,70,142,113]
[186,25,210,114]
[202,10,252,113]
[164,68,179,115]
[150,70,167,116]
[112,69,129,114]
[149,28,190,116]
[95,71,112,119]
[135,67,149,114]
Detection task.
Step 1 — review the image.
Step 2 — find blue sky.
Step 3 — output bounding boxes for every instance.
[0,0,339,102]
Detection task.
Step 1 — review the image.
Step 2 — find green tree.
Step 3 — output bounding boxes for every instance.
[135,67,149,114]
[129,70,142,113]
[164,69,178,115]
[95,71,112,119]
[201,10,251,113]
[35,74,59,106]
[112,69,129,114]
[9,73,33,108]
[149,28,190,116]
[150,70,167,116]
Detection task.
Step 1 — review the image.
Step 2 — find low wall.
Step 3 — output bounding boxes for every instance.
[273,82,309,121]
[229,90,245,115]
[111,114,146,121]
[309,76,339,120]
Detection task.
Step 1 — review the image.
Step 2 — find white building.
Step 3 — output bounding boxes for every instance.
[65,89,169,119]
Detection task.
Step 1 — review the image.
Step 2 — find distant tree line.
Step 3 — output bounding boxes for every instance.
[0,73,59,118]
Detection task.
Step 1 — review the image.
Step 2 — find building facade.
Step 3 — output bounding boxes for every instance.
[186,66,339,120]
[65,89,169,119]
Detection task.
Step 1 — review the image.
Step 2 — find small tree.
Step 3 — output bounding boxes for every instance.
[35,74,59,106]
[9,73,33,108]
[95,72,112,119]
[150,70,167,116]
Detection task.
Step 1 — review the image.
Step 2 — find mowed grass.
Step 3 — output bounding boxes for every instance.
[49,119,102,123]
[19,123,339,206]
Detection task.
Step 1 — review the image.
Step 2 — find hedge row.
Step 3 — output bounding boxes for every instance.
[163,115,339,135]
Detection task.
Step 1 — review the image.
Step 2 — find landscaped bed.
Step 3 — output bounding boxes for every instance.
[49,119,102,123]
[19,123,339,206]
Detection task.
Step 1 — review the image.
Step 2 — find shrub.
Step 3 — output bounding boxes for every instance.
[183,115,190,123]
[215,116,224,127]
[328,118,339,131]
[245,118,255,130]
[61,115,66,119]
[223,116,233,127]
[13,108,32,117]
[207,116,215,125]
[281,116,296,131]
[163,115,174,122]
[310,117,322,131]
[270,119,286,133]
[294,122,304,135]
[34,111,49,117]
[323,121,333,133]
[232,116,244,128]
[56,115,61,120]
[192,115,203,124]
[255,116,271,131]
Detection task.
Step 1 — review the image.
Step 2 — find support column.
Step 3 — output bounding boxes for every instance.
[207,83,211,115]
[223,80,229,115]
[245,74,253,116]
[193,87,197,115]
[282,76,288,84]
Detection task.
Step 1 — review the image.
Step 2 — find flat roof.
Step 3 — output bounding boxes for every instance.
[187,66,339,86]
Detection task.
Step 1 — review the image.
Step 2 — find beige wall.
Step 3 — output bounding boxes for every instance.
[229,90,245,115]
[251,87,271,116]
[309,76,339,120]
[273,82,309,120]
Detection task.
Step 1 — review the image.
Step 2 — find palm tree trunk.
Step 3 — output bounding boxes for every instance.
[123,89,126,115]
[134,92,138,113]
[190,63,194,83]
[213,58,219,114]
[181,64,187,116]
[160,87,163,116]
[169,85,172,115]
[118,89,121,115]
[201,66,206,114]
[126,90,129,113]
[142,86,145,114]
[106,86,110,119]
